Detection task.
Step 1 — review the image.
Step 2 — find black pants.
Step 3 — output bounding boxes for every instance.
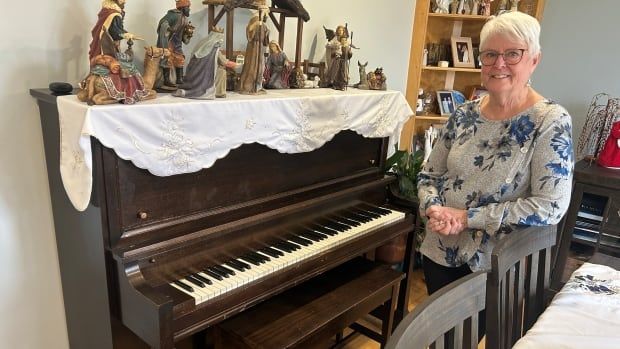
[422,256,486,341]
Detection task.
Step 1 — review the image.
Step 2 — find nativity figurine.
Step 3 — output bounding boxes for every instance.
[157,0,194,91]
[353,61,369,90]
[238,6,270,94]
[263,41,291,89]
[78,0,156,105]
[323,25,353,90]
[367,67,387,91]
[323,36,352,90]
[173,27,238,99]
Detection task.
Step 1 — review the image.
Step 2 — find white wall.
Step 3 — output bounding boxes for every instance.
[0,1,415,348]
[535,0,620,141]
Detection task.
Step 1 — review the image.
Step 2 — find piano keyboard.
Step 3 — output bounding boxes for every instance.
[169,204,406,305]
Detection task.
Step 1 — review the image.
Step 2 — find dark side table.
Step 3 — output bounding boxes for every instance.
[551,159,620,290]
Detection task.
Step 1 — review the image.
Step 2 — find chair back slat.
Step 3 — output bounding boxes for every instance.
[486,225,557,349]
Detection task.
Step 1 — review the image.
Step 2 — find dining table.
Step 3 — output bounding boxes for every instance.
[513,253,620,348]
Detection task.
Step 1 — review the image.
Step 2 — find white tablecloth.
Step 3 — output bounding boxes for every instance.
[57,89,413,211]
[513,262,620,348]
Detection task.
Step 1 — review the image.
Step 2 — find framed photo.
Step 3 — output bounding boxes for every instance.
[451,36,475,68]
[468,85,488,100]
[437,90,456,116]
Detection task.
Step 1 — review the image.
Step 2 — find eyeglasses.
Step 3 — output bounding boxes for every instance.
[479,49,527,66]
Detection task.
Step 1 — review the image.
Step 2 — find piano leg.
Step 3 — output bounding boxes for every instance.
[394,221,417,325]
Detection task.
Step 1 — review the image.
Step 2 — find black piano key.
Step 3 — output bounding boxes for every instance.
[272,242,293,253]
[192,273,213,285]
[300,228,328,239]
[331,214,361,227]
[231,258,252,270]
[298,231,323,242]
[242,253,262,264]
[351,206,380,218]
[315,218,347,232]
[208,266,230,278]
[213,264,236,276]
[307,223,338,236]
[343,210,372,222]
[280,240,302,250]
[174,280,194,293]
[247,251,270,263]
[262,246,284,257]
[186,275,205,288]
[277,240,300,251]
[287,234,312,246]
[326,217,353,228]
[240,255,262,266]
[203,268,224,281]
[226,259,248,271]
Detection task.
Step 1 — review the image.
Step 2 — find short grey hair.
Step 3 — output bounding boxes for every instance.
[480,11,541,56]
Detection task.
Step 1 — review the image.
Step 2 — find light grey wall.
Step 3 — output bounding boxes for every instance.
[535,0,620,140]
[0,1,415,348]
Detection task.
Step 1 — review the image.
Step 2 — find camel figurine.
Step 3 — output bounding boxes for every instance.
[78,46,169,105]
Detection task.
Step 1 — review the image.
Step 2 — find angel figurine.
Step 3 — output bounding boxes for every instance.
[323,24,354,90]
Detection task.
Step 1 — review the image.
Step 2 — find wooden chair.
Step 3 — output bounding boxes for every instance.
[385,271,487,349]
[486,225,557,349]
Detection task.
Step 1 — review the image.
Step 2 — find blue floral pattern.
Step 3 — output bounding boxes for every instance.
[417,99,574,271]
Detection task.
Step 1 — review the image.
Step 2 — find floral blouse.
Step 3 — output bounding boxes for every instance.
[417,98,574,271]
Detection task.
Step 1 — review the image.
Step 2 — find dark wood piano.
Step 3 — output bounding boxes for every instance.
[31,89,415,349]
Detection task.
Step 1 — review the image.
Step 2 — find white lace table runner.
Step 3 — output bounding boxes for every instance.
[57,89,413,211]
[513,262,620,348]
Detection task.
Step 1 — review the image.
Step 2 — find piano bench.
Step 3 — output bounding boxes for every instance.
[214,257,404,349]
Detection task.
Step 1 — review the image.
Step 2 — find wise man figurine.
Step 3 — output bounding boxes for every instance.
[78,0,154,105]
[157,0,194,90]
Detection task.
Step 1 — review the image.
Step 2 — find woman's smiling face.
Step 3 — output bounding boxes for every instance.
[480,34,539,95]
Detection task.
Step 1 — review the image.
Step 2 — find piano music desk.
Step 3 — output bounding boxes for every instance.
[214,258,404,349]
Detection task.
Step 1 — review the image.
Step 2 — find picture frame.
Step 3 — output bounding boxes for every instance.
[451,36,475,68]
[437,90,456,116]
[468,85,488,100]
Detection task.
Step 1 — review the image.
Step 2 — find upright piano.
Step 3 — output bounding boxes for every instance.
[31,89,415,349]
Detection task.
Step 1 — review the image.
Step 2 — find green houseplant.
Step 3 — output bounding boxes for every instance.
[385,146,424,201]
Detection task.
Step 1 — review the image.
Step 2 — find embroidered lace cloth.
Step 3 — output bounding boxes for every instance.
[57,89,413,211]
[513,262,620,348]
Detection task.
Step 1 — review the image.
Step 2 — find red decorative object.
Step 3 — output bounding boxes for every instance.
[597,120,620,169]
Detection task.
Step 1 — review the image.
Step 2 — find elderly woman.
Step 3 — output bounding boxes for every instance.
[418,12,573,297]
